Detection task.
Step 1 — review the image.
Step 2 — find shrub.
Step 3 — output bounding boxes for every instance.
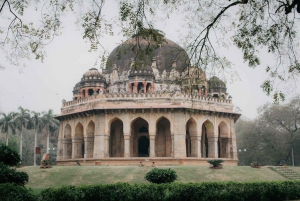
[251,162,261,168]
[207,159,224,168]
[145,168,177,184]
[0,144,21,166]
[0,162,29,186]
[0,183,36,201]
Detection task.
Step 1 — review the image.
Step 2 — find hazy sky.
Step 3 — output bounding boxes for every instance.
[0,1,297,119]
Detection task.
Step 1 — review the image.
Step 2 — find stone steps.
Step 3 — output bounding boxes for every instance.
[270,166,300,180]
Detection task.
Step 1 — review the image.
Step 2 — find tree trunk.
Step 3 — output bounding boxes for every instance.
[34,129,37,166]
[19,127,23,161]
[5,132,8,145]
[46,125,49,154]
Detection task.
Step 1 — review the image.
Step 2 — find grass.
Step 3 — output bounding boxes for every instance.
[19,165,287,194]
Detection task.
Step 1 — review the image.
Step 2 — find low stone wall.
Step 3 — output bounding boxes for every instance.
[56,158,238,166]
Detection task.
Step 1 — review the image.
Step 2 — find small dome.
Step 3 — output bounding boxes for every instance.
[208,76,226,87]
[83,68,102,78]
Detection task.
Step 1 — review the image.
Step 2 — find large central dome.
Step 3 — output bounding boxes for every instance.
[105,36,190,73]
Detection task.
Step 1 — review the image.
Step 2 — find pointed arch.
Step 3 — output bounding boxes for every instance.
[186,118,198,157]
[63,124,72,159]
[130,117,149,157]
[64,124,71,139]
[201,120,214,158]
[87,120,95,136]
[75,122,84,138]
[108,117,124,130]
[74,122,84,158]
[85,120,95,158]
[156,117,171,157]
[218,121,230,158]
[110,118,124,157]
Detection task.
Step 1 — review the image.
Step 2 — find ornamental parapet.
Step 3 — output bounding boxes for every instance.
[60,92,233,115]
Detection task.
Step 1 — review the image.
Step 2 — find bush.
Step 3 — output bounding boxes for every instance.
[207,159,224,168]
[0,144,21,166]
[145,168,177,184]
[37,181,300,201]
[0,183,36,201]
[0,162,29,186]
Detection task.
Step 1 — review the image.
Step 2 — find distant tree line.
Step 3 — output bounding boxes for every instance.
[236,95,300,166]
[0,107,59,166]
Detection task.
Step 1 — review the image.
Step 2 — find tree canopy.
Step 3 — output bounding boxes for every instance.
[1,0,300,100]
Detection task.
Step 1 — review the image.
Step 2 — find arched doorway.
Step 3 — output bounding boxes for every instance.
[218,121,229,158]
[156,117,171,157]
[85,121,95,158]
[110,119,124,157]
[138,136,149,157]
[130,117,149,157]
[201,120,214,158]
[186,118,197,157]
[74,122,84,158]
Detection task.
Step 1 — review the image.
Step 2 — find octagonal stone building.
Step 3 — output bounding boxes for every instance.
[55,35,240,166]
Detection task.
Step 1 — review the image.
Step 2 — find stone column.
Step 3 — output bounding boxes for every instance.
[143,82,147,93]
[56,123,64,160]
[204,88,208,97]
[128,83,132,94]
[85,89,89,97]
[230,119,238,159]
[197,137,202,158]
[151,83,155,93]
[72,138,83,158]
[149,135,156,157]
[104,135,110,157]
[190,136,198,157]
[63,139,72,159]
[84,136,94,158]
[134,82,138,93]
[124,134,131,157]
[198,85,202,96]
[207,136,218,158]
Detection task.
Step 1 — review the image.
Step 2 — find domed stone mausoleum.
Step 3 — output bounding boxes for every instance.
[55,35,240,166]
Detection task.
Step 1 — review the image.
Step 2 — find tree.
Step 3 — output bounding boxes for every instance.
[236,95,300,166]
[14,106,31,161]
[1,1,300,99]
[42,109,59,154]
[30,111,44,166]
[0,112,16,145]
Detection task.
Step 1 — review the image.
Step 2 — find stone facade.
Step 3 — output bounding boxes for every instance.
[55,36,240,166]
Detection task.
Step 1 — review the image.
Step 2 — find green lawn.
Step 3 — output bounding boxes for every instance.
[20,165,287,194]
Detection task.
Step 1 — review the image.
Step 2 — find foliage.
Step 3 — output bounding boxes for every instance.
[0,183,36,201]
[236,95,300,166]
[1,1,300,98]
[37,181,300,201]
[0,107,59,166]
[145,168,177,184]
[0,162,29,186]
[207,159,224,168]
[0,144,21,166]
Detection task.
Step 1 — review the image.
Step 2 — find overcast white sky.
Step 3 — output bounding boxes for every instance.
[0,1,297,119]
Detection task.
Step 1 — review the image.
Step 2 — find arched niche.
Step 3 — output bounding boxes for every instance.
[63,124,72,159]
[186,118,197,157]
[87,121,95,136]
[156,117,171,157]
[131,117,149,157]
[110,118,124,157]
[64,124,71,139]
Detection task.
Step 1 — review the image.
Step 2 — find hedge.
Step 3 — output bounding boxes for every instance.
[37,181,300,201]
[0,183,36,201]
